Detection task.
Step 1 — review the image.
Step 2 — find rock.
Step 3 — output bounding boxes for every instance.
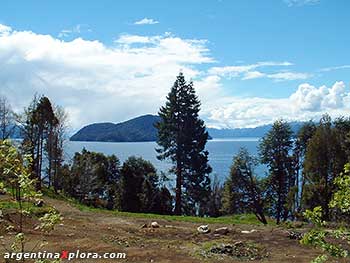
[140,223,148,229]
[197,225,210,234]
[151,222,160,228]
[241,229,257,234]
[214,227,230,235]
[0,210,3,218]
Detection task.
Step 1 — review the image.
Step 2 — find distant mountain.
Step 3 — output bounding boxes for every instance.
[70,115,306,142]
[70,115,161,142]
[207,122,305,138]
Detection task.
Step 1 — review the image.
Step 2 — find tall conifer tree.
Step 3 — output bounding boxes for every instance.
[156,72,212,215]
[259,120,294,224]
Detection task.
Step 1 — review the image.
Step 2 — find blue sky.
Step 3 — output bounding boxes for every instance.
[0,0,349,129]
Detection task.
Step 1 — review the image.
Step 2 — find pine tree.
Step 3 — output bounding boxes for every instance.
[119,156,158,213]
[259,120,294,224]
[21,96,58,191]
[223,148,267,224]
[293,121,316,214]
[151,186,173,215]
[156,72,212,215]
[303,115,345,220]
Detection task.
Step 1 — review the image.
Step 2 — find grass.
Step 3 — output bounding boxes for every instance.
[0,199,54,217]
[41,187,274,225]
[72,198,273,225]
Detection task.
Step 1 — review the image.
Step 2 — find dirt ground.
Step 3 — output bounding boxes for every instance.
[0,196,344,263]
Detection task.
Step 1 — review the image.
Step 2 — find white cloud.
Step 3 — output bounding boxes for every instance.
[208,61,292,78]
[290,81,347,111]
[58,24,91,38]
[0,23,348,131]
[134,18,159,25]
[242,71,265,80]
[267,72,311,81]
[208,62,310,81]
[205,81,350,128]
[284,0,320,7]
[0,25,212,130]
[0,24,12,36]
[115,35,156,44]
[319,65,350,72]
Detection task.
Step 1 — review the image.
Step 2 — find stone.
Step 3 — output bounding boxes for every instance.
[151,222,160,228]
[241,229,257,234]
[214,227,230,235]
[197,225,210,234]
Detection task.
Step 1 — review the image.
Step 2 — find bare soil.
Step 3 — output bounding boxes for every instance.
[0,196,345,263]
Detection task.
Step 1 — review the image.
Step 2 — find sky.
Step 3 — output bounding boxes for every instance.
[0,0,350,131]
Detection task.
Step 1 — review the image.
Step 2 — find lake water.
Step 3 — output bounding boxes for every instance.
[65,138,264,182]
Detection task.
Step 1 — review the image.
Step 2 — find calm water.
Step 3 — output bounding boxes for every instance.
[65,138,264,182]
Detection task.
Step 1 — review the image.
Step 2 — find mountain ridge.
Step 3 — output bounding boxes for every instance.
[70,115,305,142]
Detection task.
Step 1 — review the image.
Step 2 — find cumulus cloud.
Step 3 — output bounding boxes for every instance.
[290,81,348,111]
[205,81,350,128]
[134,18,159,25]
[0,25,212,130]
[0,23,348,131]
[0,24,12,36]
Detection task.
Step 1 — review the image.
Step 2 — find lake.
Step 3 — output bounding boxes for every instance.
[65,138,264,182]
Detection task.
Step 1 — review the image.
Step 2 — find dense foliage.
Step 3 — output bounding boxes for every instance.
[301,163,350,262]
[0,140,61,263]
[222,148,267,224]
[20,95,66,192]
[220,115,350,226]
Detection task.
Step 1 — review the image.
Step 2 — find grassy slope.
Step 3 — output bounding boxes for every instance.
[40,187,271,225]
[0,191,328,263]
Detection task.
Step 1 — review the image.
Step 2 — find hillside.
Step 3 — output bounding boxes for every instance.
[207,122,305,138]
[0,194,323,263]
[70,115,306,142]
[70,115,160,142]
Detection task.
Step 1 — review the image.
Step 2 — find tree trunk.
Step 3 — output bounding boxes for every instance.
[254,202,267,224]
[174,165,182,215]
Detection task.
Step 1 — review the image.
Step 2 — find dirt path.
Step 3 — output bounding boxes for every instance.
[0,196,333,262]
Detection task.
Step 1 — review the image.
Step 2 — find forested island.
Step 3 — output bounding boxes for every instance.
[70,114,305,142]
